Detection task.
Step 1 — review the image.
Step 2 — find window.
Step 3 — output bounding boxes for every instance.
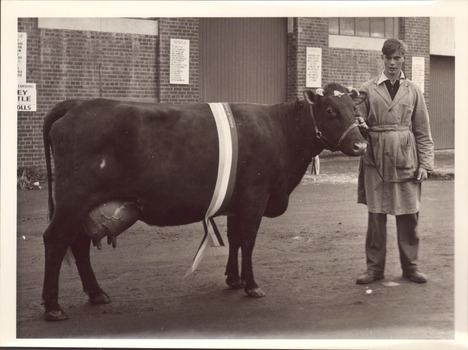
[329,18,399,39]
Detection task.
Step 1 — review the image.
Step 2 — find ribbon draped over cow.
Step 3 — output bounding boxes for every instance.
[185,102,238,277]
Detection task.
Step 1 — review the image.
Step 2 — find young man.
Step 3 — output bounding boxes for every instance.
[356,39,434,284]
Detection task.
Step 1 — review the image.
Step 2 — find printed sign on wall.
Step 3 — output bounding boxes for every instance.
[170,39,190,85]
[306,47,322,88]
[18,84,37,112]
[412,57,425,93]
[18,32,27,84]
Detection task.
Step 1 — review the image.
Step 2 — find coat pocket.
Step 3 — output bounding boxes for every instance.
[396,132,417,170]
[400,103,414,123]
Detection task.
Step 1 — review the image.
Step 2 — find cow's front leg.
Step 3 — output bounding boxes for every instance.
[236,196,268,298]
[240,227,266,298]
[225,216,244,289]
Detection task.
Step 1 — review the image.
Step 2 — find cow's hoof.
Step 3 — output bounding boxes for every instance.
[246,287,266,298]
[88,291,111,305]
[44,309,68,321]
[226,278,245,290]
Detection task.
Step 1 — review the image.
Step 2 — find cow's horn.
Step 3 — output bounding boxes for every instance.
[347,86,360,96]
[316,88,324,96]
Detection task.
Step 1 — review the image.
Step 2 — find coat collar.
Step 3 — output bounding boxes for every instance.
[376,70,406,85]
[373,71,409,108]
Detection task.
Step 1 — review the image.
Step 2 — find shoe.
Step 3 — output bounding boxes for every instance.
[403,270,427,283]
[356,271,384,284]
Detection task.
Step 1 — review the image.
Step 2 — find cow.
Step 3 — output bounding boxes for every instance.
[41,83,367,321]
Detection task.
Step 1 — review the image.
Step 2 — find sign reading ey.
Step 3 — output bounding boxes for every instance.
[306,47,322,88]
[170,39,190,85]
[18,32,27,84]
[18,84,37,112]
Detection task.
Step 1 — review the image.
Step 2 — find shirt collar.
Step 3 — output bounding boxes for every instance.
[377,71,406,85]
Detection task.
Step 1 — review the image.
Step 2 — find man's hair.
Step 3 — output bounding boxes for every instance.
[381,39,408,56]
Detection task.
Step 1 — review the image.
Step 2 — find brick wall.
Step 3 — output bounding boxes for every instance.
[288,17,431,105]
[287,18,329,101]
[287,18,383,98]
[400,17,431,108]
[327,48,382,89]
[287,27,298,102]
[17,18,158,169]
[158,18,200,103]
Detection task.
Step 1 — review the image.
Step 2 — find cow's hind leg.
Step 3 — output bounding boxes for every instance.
[70,232,111,305]
[42,219,78,321]
[225,216,244,289]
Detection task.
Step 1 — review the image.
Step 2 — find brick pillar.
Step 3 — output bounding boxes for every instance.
[158,18,200,103]
[399,17,431,108]
[287,18,328,102]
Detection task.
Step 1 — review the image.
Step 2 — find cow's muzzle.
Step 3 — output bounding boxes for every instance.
[352,141,367,155]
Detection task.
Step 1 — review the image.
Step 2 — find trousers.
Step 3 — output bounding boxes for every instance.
[365,212,419,273]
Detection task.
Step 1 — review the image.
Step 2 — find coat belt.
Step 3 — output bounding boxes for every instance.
[368,125,410,132]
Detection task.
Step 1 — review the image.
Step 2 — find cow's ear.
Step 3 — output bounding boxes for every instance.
[303,89,321,105]
[348,88,367,105]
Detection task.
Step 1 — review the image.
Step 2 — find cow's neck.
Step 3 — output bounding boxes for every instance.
[290,100,326,156]
[279,101,325,193]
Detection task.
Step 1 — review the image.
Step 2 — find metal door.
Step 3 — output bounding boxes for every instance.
[200,18,287,104]
[430,55,455,149]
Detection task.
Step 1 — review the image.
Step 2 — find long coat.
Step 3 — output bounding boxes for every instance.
[357,74,434,215]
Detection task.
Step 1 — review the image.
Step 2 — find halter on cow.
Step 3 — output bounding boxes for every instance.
[308,86,367,151]
[41,83,367,321]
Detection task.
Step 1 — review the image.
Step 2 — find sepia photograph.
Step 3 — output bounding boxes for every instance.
[1,1,467,349]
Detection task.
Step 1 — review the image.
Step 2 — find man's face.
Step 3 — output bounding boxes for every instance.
[382,50,405,79]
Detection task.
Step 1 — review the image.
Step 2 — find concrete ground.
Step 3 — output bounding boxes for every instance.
[316,149,454,180]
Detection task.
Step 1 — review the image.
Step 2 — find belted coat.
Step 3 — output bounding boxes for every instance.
[357,74,434,215]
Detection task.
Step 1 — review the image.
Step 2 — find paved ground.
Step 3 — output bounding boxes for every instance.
[316,149,454,180]
[11,149,461,349]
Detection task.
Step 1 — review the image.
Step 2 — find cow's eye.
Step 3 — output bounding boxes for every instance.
[326,108,335,115]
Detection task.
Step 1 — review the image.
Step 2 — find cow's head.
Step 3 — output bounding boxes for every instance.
[304,83,367,156]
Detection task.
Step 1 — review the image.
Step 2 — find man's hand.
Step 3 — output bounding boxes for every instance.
[415,168,429,183]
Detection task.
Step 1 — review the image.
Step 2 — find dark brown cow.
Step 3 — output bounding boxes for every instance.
[41,83,367,321]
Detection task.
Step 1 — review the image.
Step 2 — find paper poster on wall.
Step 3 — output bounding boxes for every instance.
[306,47,322,88]
[18,32,27,84]
[412,57,425,93]
[170,39,190,85]
[18,83,37,112]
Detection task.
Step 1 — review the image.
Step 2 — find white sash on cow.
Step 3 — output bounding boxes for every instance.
[185,102,238,277]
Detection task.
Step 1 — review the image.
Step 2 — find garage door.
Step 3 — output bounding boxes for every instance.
[199,18,287,104]
[430,55,455,149]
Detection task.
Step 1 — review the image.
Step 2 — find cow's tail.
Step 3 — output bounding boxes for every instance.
[43,100,81,221]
